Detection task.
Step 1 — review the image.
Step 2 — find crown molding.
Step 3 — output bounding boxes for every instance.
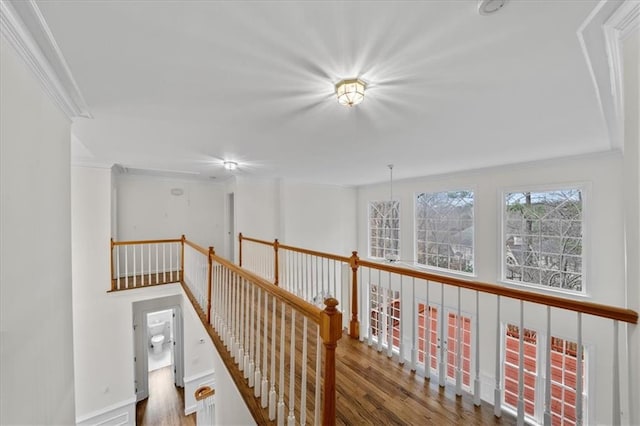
[604,1,640,142]
[578,0,639,152]
[0,0,91,120]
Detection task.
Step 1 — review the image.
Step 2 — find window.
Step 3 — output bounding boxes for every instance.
[503,189,583,292]
[416,191,474,273]
[369,201,400,259]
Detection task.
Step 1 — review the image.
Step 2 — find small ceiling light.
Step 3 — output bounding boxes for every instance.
[223,161,238,171]
[335,78,366,107]
[478,0,507,15]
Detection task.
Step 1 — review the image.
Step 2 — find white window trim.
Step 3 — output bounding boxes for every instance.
[367,199,401,261]
[413,188,477,278]
[498,182,590,297]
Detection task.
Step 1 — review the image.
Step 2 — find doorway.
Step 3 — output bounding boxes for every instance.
[132,296,184,402]
[226,192,235,261]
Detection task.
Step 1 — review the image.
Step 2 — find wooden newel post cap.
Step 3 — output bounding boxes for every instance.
[195,386,215,401]
[349,251,359,268]
[320,298,342,343]
[209,246,215,256]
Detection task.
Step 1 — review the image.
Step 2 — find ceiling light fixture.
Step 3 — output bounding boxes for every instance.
[335,78,366,107]
[223,161,238,171]
[478,0,507,15]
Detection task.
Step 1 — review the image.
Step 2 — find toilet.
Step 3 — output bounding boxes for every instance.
[148,320,168,354]
[151,334,165,354]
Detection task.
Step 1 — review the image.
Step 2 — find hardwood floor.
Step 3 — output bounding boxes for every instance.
[181,282,516,425]
[335,336,516,425]
[136,367,195,426]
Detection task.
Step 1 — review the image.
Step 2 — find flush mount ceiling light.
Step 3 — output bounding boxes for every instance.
[478,0,507,15]
[335,78,366,107]
[223,161,238,171]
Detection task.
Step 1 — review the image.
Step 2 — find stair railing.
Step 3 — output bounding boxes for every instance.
[184,238,342,426]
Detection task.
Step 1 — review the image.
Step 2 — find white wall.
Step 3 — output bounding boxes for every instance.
[622,29,640,425]
[116,173,225,249]
[0,36,76,424]
[356,151,631,424]
[234,176,280,243]
[280,182,357,254]
[71,167,226,423]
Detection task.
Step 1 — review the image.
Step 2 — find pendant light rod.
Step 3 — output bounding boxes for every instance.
[388,164,394,202]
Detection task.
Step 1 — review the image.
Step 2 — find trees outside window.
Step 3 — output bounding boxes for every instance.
[416,191,474,273]
[369,201,400,260]
[504,189,583,292]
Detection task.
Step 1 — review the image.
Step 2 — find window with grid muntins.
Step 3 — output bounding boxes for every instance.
[504,189,583,292]
[369,201,400,259]
[415,191,474,273]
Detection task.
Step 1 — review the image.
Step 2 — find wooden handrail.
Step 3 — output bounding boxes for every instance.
[184,238,210,256]
[356,259,638,324]
[278,243,352,263]
[240,235,275,246]
[111,238,181,246]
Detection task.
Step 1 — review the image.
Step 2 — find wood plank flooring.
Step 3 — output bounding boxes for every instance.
[182,281,516,425]
[136,366,195,426]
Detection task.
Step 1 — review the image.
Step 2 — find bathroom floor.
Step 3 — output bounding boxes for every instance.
[148,342,172,372]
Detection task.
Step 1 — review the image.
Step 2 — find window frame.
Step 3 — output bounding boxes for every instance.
[367,199,401,261]
[413,189,476,277]
[499,183,590,297]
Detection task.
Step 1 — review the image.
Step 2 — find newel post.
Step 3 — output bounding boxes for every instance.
[320,298,342,426]
[207,246,214,323]
[238,233,243,266]
[274,239,280,286]
[349,251,360,339]
[180,235,186,282]
[110,238,116,291]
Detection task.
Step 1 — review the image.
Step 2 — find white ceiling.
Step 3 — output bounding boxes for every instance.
[34,0,615,186]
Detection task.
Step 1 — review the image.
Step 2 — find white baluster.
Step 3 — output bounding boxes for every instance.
[576,313,583,426]
[410,277,417,372]
[261,290,269,407]
[386,272,393,358]
[147,244,151,285]
[248,284,255,387]
[399,275,404,365]
[367,269,373,347]
[230,273,237,359]
[613,320,620,425]
[240,279,246,372]
[494,296,502,418]
[278,302,286,426]
[425,280,431,380]
[543,307,551,426]
[377,270,383,353]
[456,287,462,396]
[517,301,524,426]
[287,310,296,426]
[254,288,261,397]
[314,324,321,426]
[269,296,277,420]
[116,246,121,289]
[474,291,481,406]
[162,244,166,282]
[439,286,445,387]
[133,244,137,286]
[125,245,129,288]
[156,243,160,284]
[300,316,308,426]
[359,267,365,342]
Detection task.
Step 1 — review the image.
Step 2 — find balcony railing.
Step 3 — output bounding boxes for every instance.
[109,236,342,425]
[238,233,638,426]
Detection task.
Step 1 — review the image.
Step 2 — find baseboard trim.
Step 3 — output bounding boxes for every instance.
[184,368,215,384]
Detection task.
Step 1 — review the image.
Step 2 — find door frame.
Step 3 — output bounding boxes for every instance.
[132,296,184,401]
